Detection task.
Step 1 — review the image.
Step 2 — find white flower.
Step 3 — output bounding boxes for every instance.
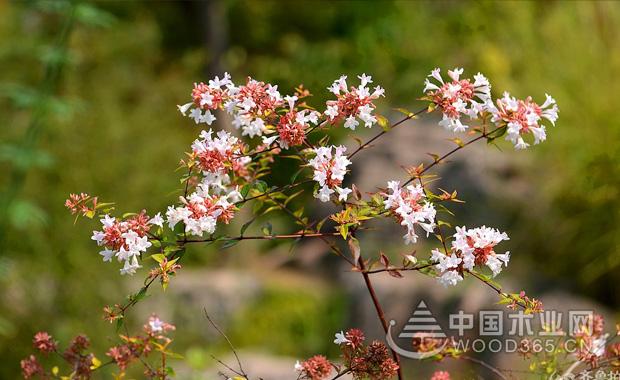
[438,270,463,287]
[149,317,164,332]
[149,213,164,228]
[190,108,203,124]
[335,186,352,202]
[294,360,303,372]
[120,255,141,276]
[99,249,114,262]
[317,185,335,203]
[424,67,492,132]
[200,110,216,125]
[384,181,436,244]
[177,102,193,116]
[309,145,352,203]
[334,331,350,345]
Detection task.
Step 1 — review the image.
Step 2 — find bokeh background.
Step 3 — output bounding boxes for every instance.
[1,0,618,378]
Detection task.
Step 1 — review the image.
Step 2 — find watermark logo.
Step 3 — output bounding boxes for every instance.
[386,299,607,362]
[386,301,448,359]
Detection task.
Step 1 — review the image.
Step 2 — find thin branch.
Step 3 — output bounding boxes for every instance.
[461,355,508,380]
[356,253,404,380]
[402,130,493,187]
[204,309,248,379]
[181,231,341,244]
[362,263,434,274]
[467,270,528,310]
[348,107,427,159]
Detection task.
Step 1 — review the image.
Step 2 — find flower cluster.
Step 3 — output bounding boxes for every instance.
[65,192,98,216]
[334,328,400,379]
[20,356,42,379]
[267,95,320,149]
[179,72,234,125]
[325,74,385,130]
[91,212,160,275]
[383,181,437,244]
[430,371,452,380]
[20,316,177,379]
[32,332,57,355]
[63,335,95,378]
[166,181,241,236]
[424,67,560,150]
[179,73,284,137]
[192,129,250,180]
[229,77,284,137]
[489,92,559,149]
[308,145,352,202]
[573,314,610,367]
[295,355,333,380]
[431,226,510,286]
[424,68,491,132]
[106,315,176,374]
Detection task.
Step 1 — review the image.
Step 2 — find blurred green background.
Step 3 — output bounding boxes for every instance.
[0,0,618,378]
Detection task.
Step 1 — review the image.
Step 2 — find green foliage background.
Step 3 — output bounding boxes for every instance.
[0,0,618,378]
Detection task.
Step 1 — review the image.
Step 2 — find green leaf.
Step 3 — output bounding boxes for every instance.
[261,222,273,236]
[164,245,183,254]
[284,190,304,206]
[376,114,390,131]
[255,180,268,193]
[221,239,240,249]
[339,224,349,240]
[115,317,124,332]
[150,254,166,264]
[290,168,305,184]
[394,108,415,118]
[240,184,251,198]
[240,217,256,236]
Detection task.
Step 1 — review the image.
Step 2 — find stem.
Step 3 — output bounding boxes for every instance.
[467,270,528,310]
[357,256,404,380]
[402,130,491,187]
[362,263,434,274]
[181,231,341,244]
[461,356,507,380]
[349,107,427,159]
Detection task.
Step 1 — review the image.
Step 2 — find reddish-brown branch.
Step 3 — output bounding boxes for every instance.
[357,257,404,380]
[362,263,434,274]
[348,107,428,159]
[180,231,341,244]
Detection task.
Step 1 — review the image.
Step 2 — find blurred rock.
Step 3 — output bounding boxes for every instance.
[136,269,263,339]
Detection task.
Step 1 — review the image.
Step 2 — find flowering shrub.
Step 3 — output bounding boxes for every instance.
[17,68,614,378]
[21,316,177,379]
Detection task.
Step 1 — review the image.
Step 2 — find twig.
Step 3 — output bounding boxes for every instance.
[467,270,528,310]
[461,355,508,380]
[362,263,434,274]
[356,253,404,380]
[204,309,248,379]
[348,107,427,159]
[181,231,341,244]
